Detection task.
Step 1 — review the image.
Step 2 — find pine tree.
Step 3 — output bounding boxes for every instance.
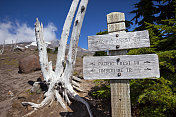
[129,19,176,117]
[130,0,175,30]
[128,0,176,116]
[130,0,157,30]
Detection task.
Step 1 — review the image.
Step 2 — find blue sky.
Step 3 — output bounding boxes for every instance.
[0,0,139,49]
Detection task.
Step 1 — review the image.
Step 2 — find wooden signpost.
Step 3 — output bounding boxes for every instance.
[83,12,160,117]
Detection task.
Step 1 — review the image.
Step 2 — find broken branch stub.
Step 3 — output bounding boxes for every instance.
[22,0,92,117]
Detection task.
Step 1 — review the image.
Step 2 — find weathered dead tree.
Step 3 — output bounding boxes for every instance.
[11,39,18,52]
[22,0,92,116]
[0,40,5,55]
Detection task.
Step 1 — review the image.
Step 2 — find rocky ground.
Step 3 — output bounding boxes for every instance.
[0,45,111,117]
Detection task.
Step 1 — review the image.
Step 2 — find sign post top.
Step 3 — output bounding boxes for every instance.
[107,12,125,23]
[107,12,126,33]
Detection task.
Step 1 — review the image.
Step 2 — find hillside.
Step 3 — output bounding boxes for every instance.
[0,43,111,117]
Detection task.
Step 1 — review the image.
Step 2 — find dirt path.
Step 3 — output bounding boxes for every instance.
[0,50,111,117]
[0,69,42,117]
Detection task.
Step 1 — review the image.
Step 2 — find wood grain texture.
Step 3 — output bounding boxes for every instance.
[107,12,131,117]
[83,54,160,80]
[67,0,89,67]
[107,12,126,33]
[88,30,150,51]
[110,80,131,117]
[55,0,80,76]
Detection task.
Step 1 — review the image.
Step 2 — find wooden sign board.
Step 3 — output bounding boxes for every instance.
[83,54,160,80]
[88,30,150,51]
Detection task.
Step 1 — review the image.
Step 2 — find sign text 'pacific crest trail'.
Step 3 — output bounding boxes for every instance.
[83,54,160,80]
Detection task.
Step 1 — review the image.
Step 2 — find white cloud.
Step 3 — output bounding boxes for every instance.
[43,23,58,42]
[0,21,58,44]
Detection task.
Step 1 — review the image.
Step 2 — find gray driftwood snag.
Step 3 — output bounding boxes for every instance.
[21,0,93,117]
[88,30,150,51]
[83,54,160,79]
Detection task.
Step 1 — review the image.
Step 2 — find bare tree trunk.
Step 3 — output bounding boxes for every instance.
[22,0,92,117]
[0,40,5,55]
[11,39,18,52]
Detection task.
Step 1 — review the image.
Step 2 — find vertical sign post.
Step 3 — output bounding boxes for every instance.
[83,12,160,117]
[107,12,131,117]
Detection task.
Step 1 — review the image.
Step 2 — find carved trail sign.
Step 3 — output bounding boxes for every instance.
[84,12,160,117]
[88,30,150,51]
[83,54,160,80]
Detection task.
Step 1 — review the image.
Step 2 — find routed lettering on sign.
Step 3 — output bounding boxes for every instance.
[83,54,160,79]
[88,30,150,51]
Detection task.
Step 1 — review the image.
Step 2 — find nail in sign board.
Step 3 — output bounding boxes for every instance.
[83,54,160,80]
[88,30,150,51]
